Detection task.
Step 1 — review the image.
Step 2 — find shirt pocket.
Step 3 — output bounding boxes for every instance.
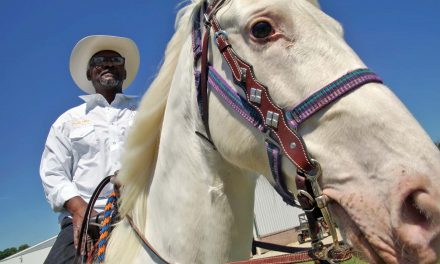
[69,125,99,157]
[120,112,137,139]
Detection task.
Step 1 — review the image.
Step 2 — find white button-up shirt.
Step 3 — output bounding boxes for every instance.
[40,93,138,222]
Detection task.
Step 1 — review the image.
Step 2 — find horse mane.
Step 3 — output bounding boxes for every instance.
[308,0,320,8]
[106,2,207,263]
[117,0,205,217]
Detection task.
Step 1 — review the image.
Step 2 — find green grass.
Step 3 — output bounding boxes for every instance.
[304,256,367,264]
[306,257,440,264]
[340,257,367,264]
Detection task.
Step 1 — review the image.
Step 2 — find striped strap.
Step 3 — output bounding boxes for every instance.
[286,69,383,129]
[265,141,299,206]
[206,67,382,133]
[207,66,265,131]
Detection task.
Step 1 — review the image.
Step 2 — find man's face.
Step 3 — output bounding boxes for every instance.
[87,50,127,92]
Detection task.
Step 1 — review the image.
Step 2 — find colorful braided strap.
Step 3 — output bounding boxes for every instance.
[97,191,118,263]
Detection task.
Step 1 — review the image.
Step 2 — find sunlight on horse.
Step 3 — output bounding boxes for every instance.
[105,0,440,263]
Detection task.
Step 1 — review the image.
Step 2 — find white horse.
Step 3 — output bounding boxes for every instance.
[106,0,440,263]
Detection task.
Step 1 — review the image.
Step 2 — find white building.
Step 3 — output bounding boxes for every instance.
[254,175,302,237]
[253,175,302,245]
[0,237,55,264]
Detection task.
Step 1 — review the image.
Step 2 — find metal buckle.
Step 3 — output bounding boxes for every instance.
[214,30,229,50]
[297,190,315,204]
[203,14,211,26]
[304,159,340,250]
[290,111,301,123]
[264,130,282,150]
[214,30,228,40]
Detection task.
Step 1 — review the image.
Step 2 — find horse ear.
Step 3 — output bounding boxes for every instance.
[307,0,320,9]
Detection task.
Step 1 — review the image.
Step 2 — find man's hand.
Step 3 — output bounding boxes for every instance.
[64,196,98,250]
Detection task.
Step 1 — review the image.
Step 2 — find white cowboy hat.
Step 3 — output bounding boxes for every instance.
[69,35,140,94]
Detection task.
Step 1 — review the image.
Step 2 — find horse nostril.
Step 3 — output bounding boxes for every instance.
[401,190,431,230]
[394,189,440,263]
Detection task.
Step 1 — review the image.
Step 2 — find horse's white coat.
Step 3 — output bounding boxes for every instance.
[106,0,440,263]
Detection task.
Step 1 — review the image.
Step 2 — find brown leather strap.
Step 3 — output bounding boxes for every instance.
[208,16,315,173]
[253,239,310,254]
[126,215,170,264]
[229,251,317,264]
[126,212,322,264]
[199,21,214,144]
[205,0,226,19]
[126,213,353,264]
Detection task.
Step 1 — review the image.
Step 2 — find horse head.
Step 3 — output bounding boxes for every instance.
[107,0,440,263]
[205,0,440,263]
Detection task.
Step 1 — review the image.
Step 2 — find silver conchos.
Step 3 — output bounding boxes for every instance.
[240,67,247,83]
[265,111,280,128]
[250,88,262,104]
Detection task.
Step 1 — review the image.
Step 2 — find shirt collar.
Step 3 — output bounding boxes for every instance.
[111,93,138,106]
[79,93,138,110]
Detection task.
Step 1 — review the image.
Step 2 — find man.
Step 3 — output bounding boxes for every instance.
[40,35,140,263]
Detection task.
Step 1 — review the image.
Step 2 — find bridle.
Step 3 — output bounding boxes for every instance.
[78,0,384,263]
[193,0,382,262]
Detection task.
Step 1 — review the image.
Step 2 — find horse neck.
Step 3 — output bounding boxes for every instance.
[143,38,257,263]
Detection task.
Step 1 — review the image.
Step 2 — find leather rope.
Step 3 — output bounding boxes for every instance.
[97,191,119,263]
[75,175,113,263]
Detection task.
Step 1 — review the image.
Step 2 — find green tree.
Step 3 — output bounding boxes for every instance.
[436,141,440,150]
[18,244,29,251]
[0,244,29,260]
[0,247,18,260]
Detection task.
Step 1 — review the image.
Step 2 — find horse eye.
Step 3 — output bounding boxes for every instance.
[251,21,273,39]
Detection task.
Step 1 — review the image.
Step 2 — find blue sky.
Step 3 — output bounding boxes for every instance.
[0,0,438,250]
